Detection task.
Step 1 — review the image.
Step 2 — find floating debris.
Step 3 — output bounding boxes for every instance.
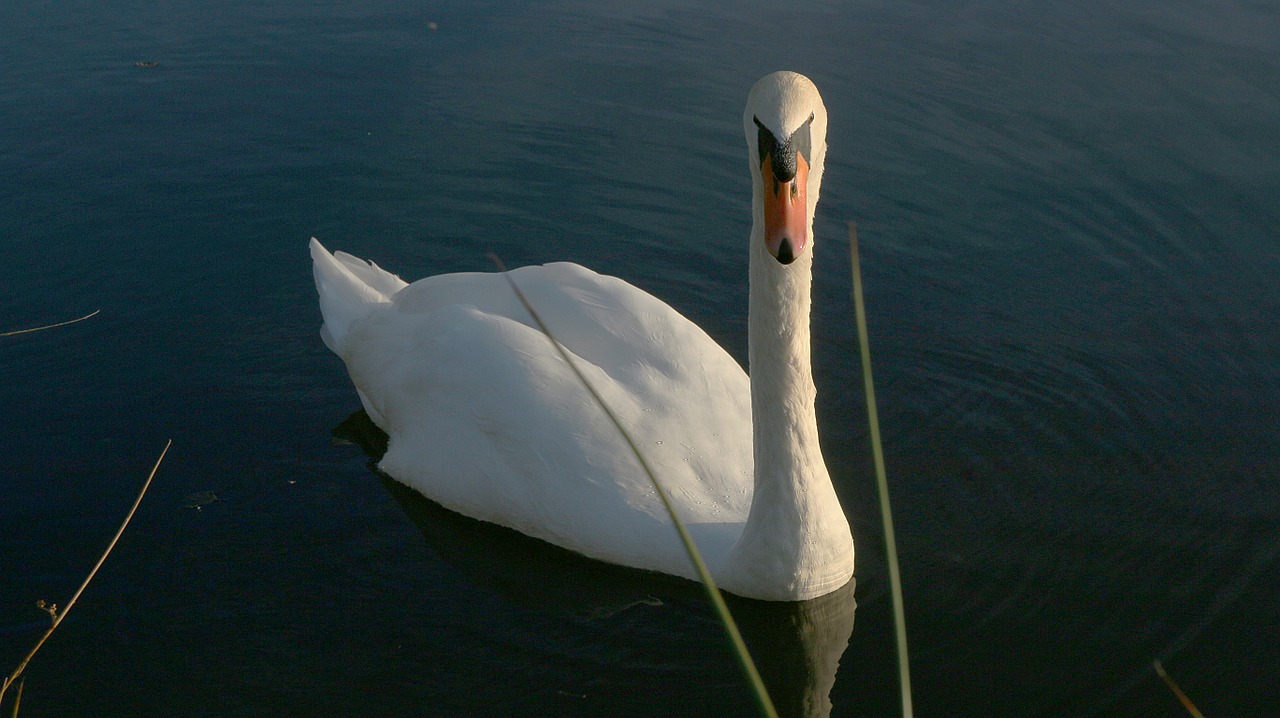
[183,491,221,510]
[427,21,438,31]
[585,595,663,620]
[135,60,159,68]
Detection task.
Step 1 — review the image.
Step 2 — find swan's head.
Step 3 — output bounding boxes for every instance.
[744,71,828,266]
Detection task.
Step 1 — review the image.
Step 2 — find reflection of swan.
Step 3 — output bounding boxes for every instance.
[310,71,853,601]
[335,409,857,718]
[732,581,858,718]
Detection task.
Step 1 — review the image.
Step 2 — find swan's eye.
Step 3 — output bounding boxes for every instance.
[754,116,774,164]
[788,116,815,174]
[790,181,798,199]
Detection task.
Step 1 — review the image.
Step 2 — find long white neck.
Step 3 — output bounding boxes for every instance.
[719,171,855,601]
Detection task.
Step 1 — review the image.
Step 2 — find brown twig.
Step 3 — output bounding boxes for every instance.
[1154,660,1207,718]
[1,440,172,707]
[0,310,100,338]
[7,679,21,718]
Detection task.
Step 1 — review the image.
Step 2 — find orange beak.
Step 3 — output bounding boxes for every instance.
[761,152,809,264]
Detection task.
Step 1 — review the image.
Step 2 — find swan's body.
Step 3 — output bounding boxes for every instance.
[311,72,854,601]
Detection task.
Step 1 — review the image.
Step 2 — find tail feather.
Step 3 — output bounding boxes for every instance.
[310,237,408,354]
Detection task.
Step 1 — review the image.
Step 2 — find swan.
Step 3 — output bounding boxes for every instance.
[310,71,854,601]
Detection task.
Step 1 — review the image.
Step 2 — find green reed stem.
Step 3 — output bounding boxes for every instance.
[849,222,914,717]
[491,255,778,718]
[1,440,171,709]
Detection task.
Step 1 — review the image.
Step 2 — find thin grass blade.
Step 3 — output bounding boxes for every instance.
[849,222,914,717]
[490,254,778,718]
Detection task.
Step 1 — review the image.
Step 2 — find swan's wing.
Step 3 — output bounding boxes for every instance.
[337,262,754,575]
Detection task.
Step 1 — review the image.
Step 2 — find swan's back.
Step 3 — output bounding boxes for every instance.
[311,239,755,578]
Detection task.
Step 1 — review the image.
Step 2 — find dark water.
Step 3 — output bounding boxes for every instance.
[3,0,1278,715]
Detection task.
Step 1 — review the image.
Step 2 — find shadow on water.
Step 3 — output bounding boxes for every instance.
[334,409,858,718]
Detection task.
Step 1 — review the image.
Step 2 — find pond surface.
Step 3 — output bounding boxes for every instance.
[2,0,1278,715]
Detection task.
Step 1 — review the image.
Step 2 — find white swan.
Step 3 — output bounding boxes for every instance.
[310,71,854,601]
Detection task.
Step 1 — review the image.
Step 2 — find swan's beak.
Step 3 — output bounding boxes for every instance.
[761,152,809,265]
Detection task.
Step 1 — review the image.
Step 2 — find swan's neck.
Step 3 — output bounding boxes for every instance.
[720,210,854,601]
[747,235,823,489]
